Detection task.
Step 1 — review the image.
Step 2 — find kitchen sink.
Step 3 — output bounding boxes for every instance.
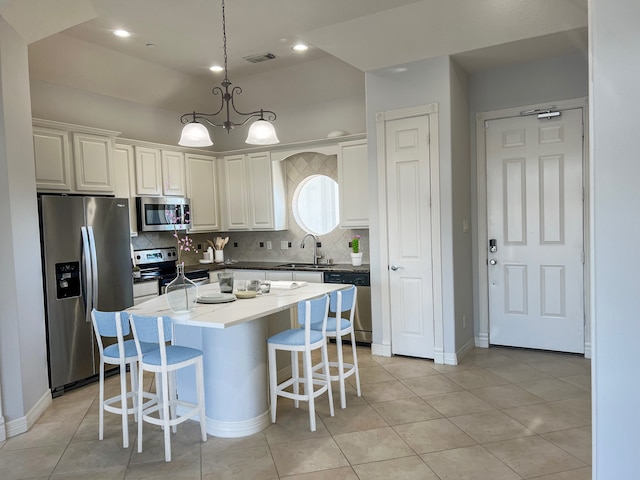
[275,263,336,270]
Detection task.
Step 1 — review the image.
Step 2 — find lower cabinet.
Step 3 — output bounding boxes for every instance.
[133,280,159,306]
[215,269,323,284]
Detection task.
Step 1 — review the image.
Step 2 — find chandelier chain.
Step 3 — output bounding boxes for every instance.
[221,0,228,82]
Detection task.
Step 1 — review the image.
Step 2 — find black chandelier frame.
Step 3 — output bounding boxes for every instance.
[179,0,276,133]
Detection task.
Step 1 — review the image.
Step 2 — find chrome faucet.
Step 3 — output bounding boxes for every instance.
[300,233,322,265]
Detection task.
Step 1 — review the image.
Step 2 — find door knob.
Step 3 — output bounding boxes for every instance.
[390,264,400,271]
[489,259,497,265]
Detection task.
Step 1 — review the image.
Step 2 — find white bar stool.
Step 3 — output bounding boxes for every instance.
[91,309,158,448]
[130,314,207,462]
[311,285,361,408]
[267,294,334,432]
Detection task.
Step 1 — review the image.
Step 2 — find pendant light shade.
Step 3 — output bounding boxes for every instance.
[179,121,213,147]
[245,119,280,145]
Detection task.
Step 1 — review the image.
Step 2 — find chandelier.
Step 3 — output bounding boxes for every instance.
[178,0,279,147]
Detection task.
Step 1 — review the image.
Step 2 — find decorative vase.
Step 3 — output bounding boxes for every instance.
[166,263,198,313]
[350,252,363,266]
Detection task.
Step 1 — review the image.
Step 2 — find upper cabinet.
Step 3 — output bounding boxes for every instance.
[33,125,72,192]
[185,153,220,232]
[220,151,287,231]
[134,146,186,197]
[134,146,162,195]
[72,132,115,193]
[338,139,369,228]
[161,150,186,196]
[33,119,120,194]
[113,144,137,235]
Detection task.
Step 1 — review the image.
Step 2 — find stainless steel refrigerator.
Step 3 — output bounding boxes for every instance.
[39,195,134,394]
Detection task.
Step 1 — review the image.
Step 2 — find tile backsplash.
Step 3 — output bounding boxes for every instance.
[131,152,369,265]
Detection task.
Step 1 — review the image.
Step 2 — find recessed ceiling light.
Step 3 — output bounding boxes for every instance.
[113,29,131,38]
[209,65,224,73]
[292,43,308,52]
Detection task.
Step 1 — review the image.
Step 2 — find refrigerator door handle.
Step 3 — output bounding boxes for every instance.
[81,226,93,323]
[88,225,99,310]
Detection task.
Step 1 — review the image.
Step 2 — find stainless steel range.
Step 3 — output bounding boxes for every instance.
[134,247,210,294]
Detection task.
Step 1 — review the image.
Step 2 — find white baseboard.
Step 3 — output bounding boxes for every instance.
[6,389,52,438]
[584,341,592,359]
[371,343,391,357]
[433,347,445,365]
[435,338,476,366]
[0,415,5,442]
[455,337,476,364]
[475,332,489,348]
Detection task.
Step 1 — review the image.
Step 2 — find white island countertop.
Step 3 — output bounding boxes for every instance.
[127,282,346,329]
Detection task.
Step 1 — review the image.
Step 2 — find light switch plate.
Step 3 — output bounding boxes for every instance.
[280,241,288,250]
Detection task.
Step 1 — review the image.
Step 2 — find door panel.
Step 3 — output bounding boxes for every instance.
[386,115,434,358]
[486,109,584,353]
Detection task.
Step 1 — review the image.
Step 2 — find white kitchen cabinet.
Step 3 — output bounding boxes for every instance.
[338,139,369,228]
[33,119,120,194]
[266,271,293,281]
[72,132,115,193]
[293,272,323,283]
[265,271,323,283]
[133,280,159,305]
[113,144,137,235]
[33,125,72,192]
[161,150,186,196]
[246,152,287,230]
[221,152,287,231]
[186,153,220,232]
[221,154,250,229]
[134,146,162,195]
[226,269,266,281]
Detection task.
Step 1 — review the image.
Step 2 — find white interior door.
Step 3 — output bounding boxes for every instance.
[386,115,434,358]
[486,108,584,353]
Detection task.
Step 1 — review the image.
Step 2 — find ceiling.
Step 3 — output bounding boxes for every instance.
[1,0,588,113]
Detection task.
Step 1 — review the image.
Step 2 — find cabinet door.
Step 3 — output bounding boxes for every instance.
[266,271,294,281]
[338,140,369,228]
[293,272,323,283]
[247,152,276,229]
[185,153,220,232]
[161,150,186,196]
[72,133,115,193]
[135,146,162,195]
[222,155,250,230]
[33,126,72,191]
[113,144,137,235]
[226,270,266,281]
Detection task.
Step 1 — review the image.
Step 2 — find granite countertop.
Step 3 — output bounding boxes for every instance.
[184,261,370,274]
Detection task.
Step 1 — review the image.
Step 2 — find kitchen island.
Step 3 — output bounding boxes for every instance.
[127,281,346,437]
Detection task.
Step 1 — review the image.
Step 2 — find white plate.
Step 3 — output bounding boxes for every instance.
[197,293,236,304]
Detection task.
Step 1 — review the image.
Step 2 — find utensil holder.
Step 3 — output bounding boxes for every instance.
[214,249,224,263]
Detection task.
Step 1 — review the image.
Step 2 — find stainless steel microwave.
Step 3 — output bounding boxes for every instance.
[136,196,191,232]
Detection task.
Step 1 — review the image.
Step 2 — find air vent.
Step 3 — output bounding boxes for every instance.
[243,52,277,64]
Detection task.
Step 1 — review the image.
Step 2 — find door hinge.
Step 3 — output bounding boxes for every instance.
[484,120,489,129]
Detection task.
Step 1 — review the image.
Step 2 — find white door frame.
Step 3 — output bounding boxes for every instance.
[475,97,591,357]
[375,103,445,363]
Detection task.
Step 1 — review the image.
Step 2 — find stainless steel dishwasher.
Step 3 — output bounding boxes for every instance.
[323,271,371,344]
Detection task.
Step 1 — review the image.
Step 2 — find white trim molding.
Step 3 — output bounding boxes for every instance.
[371,342,392,357]
[475,97,589,355]
[5,389,51,438]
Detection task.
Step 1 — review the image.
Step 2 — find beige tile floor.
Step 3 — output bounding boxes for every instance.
[0,345,592,479]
